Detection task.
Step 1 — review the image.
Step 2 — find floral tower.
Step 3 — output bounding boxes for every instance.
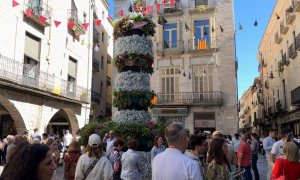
[112,11,156,123]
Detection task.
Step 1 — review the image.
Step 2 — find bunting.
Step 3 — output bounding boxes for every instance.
[156,4,161,13]
[118,9,124,16]
[82,23,89,31]
[54,20,61,27]
[12,0,19,7]
[95,19,101,27]
[68,22,75,29]
[25,9,33,17]
[39,16,47,24]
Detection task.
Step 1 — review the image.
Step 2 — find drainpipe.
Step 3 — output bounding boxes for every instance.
[84,0,92,125]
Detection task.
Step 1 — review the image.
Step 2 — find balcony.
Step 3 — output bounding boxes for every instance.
[187,38,217,53]
[280,22,289,35]
[296,33,300,51]
[93,30,100,44]
[23,0,52,27]
[286,12,296,24]
[155,92,222,106]
[188,0,215,14]
[158,1,183,16]
[91,91,101,103]
[288,43,297,59]
[156,40,184,56]
[276,100,287,113]
[294,0,300,12]
[0,54,88,103]
[291,86,300,105]
[68,9,86,35]
[92,59,99,72]
[275,32,282,44]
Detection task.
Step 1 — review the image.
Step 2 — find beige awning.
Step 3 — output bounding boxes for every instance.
[24,35,40,61]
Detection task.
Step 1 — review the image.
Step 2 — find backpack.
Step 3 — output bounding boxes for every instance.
[65,153,80,180]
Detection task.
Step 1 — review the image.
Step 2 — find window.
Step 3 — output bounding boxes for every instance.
[100,82,103,97]
[102,11,105,20]
[194,20,210,49]
[163,23,177,48]
[107,55,111,64]
[102,32,105,43]
[195,0,208,6]
[101,56,104,69]
[160,67,180,102]
[193,65,213,93]
[68,57,77,93]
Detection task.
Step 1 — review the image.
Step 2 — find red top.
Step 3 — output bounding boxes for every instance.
[237,141,251,167]
[272,158,300,180]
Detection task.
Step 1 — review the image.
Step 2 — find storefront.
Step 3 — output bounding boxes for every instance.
[151,106,188,125]
[194,112,216,134]
[0,114,17,137]
[280,110,300,136]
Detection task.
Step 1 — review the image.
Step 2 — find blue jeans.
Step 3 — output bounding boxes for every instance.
[241,166,252,180]
[252,154,259,180]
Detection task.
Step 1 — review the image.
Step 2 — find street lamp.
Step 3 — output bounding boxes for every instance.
[269,71,275,79]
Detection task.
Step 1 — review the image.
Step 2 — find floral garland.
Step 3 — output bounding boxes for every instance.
[113,12,156,40]
[113,52,154,74]
[114,34,153,56]
[115,71,150,91]
[113,90,155,110]
[112,110,152,123]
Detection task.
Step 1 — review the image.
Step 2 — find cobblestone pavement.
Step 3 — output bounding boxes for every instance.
[0,152,268,180]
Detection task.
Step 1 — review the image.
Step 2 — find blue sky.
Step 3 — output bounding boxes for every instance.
[234,0,276,98]
[107,0,277,99]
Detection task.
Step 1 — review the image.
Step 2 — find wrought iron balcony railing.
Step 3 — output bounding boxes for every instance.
[188,0,215,14]
[0,54,88,102]
[156,40,184,56]
[68,9,86,35]
[288,42,297,59]
[155,92,222,105]
[158,0,183,16]
[23,0,52,27]
[187,38,217,52]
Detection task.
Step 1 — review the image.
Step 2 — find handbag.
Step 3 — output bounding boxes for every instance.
[271,159,286,180]
[83,157,100,180]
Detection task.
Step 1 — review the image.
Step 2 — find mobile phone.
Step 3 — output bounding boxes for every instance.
[233,168,245,177]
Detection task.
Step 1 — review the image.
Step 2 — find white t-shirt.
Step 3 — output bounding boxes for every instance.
[152,148,202,180]
[64,133,73,147]
[271,140,284,161]
[232,138,241,152]
[75,153,113,180]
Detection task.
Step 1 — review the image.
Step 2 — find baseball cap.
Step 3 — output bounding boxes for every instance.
[88,134,101,147]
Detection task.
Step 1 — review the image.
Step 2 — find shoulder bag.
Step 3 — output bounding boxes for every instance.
[271,159,286,180]
[83,157,100,180]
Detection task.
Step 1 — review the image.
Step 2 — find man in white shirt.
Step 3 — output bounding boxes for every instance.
[63,130,73,149]
[106,130,116,155]
[152,122,202,180]
[270,129,289,167]
[232,133,241,155]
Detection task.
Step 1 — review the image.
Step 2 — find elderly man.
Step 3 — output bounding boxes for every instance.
[106,130,116,155]
[152,122,202,180]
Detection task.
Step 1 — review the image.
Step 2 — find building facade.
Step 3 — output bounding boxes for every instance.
[114,0,238,135]
[0,0,96,137]
[90,0,113,121]
[257,0,300,136]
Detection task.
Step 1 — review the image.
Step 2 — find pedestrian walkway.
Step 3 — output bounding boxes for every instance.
[0,153,269,180]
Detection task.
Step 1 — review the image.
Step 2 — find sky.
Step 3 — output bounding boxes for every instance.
[234,0,277,98]
[107,0,277,99]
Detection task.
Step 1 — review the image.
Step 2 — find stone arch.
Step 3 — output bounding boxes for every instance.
[0,95,26,135]
[48,108,79,135]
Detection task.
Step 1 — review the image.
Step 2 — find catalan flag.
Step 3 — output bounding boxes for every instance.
[198,38,207,49]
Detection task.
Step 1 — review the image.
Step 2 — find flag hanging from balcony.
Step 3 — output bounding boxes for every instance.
[12,0,19,7]
[39,16,47,24]
[95,19,101,27]
[198,38,207,49]
[54,20,61,27]
[118,9,124,16]
[156,4,161,13]
[107,16,112,22]
[82,23,89,31]
[68,22,75,30]
[25,9,33,17]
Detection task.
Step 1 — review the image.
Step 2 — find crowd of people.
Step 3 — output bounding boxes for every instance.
[0,124,300,180]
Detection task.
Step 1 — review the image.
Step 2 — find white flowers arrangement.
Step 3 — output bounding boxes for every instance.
[114,35,153,56]
[113,110,152,122]
[115,71,150,91]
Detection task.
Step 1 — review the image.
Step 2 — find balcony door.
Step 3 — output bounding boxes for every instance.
[193,65,213,101]
[160,67,180,103]
[163,23,177,49]
[68,57,77,96]
[194,20,210,49]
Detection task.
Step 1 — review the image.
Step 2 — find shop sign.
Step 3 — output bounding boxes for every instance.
[194,120,216,128]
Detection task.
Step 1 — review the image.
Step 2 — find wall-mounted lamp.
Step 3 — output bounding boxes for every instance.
[269,71,275,79]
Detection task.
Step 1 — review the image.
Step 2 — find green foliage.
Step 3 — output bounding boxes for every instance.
[80,121,104,146]
[113,52,154,74]
[113,90,155,110]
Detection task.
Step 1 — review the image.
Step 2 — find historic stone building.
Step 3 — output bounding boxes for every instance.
[114,0,238,135]
[257,0,300,136]
[0,0,111,137]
